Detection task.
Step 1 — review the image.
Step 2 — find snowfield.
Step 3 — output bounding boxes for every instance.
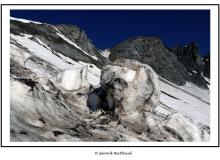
[156,77,210,126]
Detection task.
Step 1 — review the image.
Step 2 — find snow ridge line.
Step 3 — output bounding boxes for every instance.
[52,26,98,61]
[10,17,42,24]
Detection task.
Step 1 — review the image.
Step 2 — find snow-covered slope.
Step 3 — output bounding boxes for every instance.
[11,33,101,87]
[156,77,210,126]
[10,17,107,69]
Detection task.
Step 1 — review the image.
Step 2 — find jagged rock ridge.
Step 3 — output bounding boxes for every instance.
[168,42,208,88]
[110,37,209,89]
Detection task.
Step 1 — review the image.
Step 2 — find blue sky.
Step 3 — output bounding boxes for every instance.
[11,10,210,56]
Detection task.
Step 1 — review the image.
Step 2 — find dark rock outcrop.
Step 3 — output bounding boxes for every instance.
[56,24,108,64]
[168,42,208,88]
[202,54,210,79]
[169,42,203,72]
[109,37,189,86]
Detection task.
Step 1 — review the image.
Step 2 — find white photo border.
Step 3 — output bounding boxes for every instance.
[1,4,219,147]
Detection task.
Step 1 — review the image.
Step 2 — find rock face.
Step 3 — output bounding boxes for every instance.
[109,37,189,86]
[168,42,208,88]
[110,37,209,89]
[202,54,210,79]
[56,24,108,64]
[169,42,203,72]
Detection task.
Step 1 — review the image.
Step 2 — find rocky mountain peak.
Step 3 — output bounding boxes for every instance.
[109,36,208,89]
[123,36,164,48]
[109,36,189,86]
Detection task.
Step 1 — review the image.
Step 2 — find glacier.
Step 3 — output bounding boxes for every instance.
[9,17,210,142]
